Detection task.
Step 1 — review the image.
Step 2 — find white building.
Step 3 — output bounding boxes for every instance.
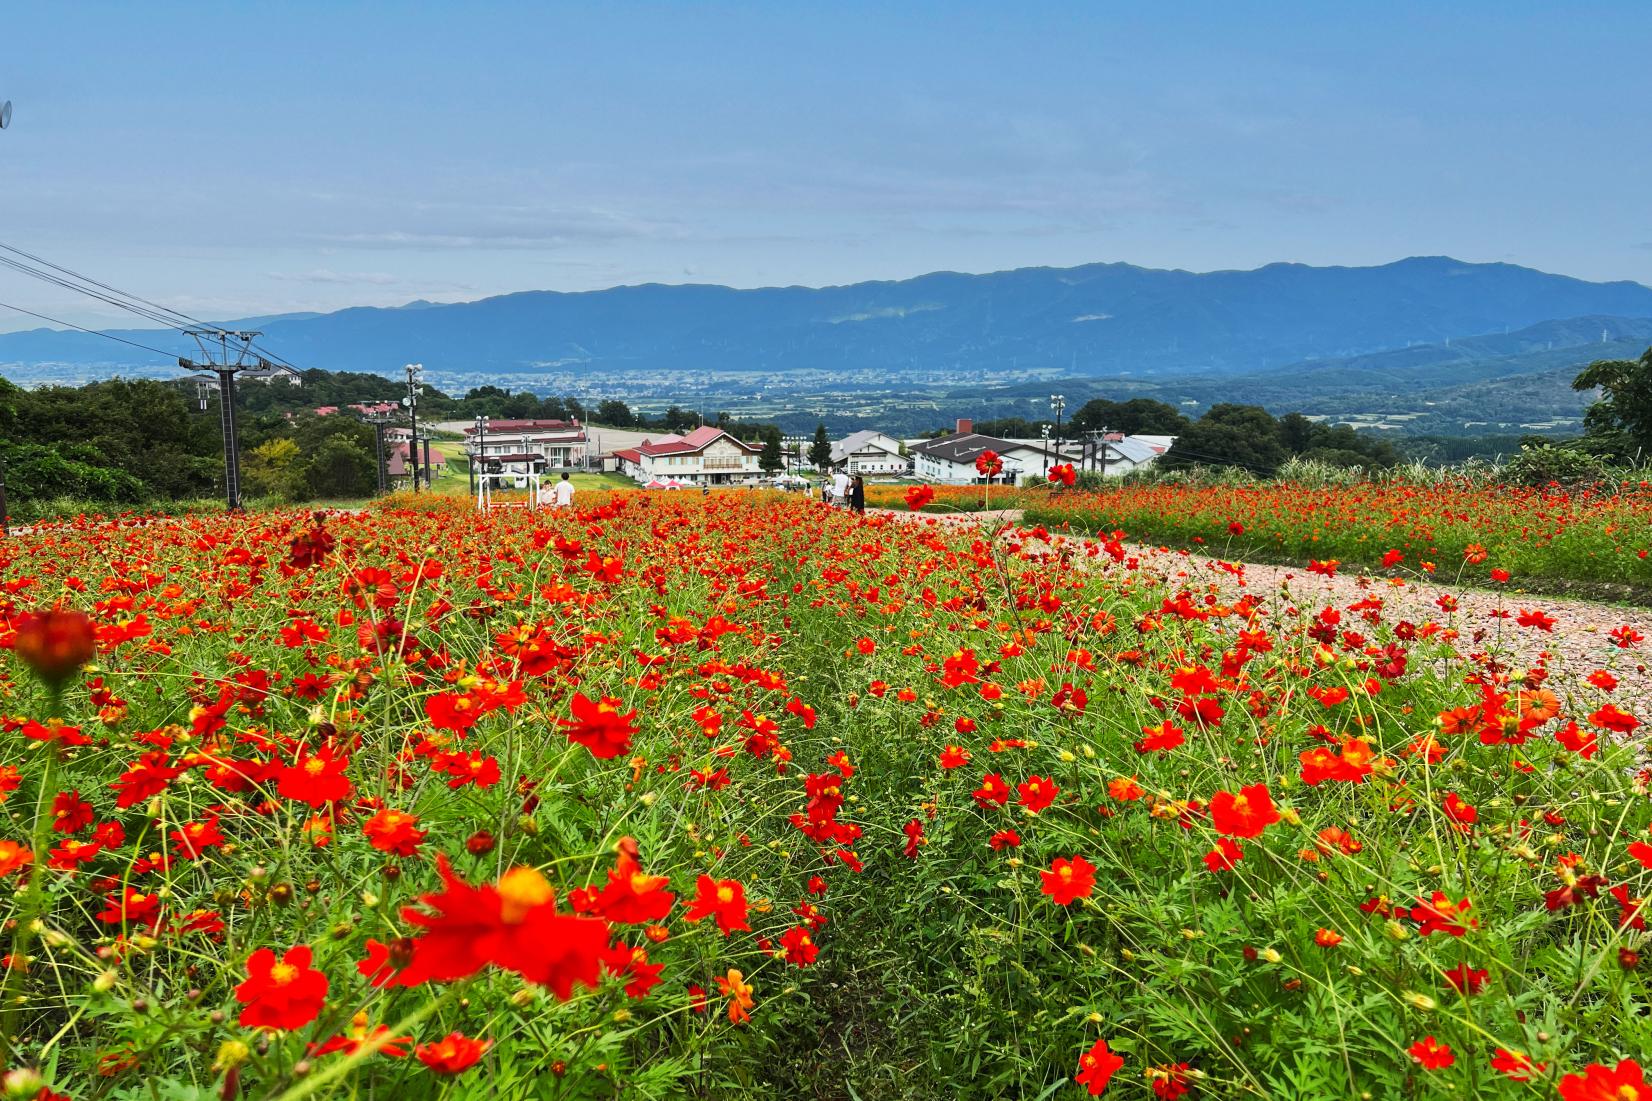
[830,430,908,475]
[909,420,1061,485]
[612,426,765,486]
[465,419,588,470]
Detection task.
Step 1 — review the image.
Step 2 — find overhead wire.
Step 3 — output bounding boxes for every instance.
[0,298,187,360]
[0,239,304,372]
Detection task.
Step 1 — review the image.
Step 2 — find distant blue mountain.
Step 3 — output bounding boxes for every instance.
[2,256,1650,380]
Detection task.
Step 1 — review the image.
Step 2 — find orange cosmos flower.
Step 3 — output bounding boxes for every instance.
[716,967,756,1024]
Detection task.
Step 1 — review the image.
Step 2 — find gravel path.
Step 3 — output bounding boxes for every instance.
[876,507,1652,712]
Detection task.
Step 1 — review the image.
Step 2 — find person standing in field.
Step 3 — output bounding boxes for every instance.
[850,474,866,515]
[832,468,851,508]
[553,472,574,509]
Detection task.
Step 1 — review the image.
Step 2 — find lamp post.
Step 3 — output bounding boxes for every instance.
[470,414,488,497]
[403,363,422,492]
[1041,424,1051,477]
[1050,393,1066,462]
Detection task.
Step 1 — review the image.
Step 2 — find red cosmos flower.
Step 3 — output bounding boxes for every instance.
[1409,1036,1455,1070]
[1135,721,1185,753]
[1590,703,1640,734]
[1202,838,1243,873]
[169,815,226,859]
[988,829,1021,850]
[972,773,1011,807]
[1410,892,1475,937]
[1016,775,1060,813]
[415,1033,491,1075]
[595,839,677,924]
[396,858,609,998]
[557,692,639,759]
[1147,1062,1193,1099]
[309,1012,411,1060]
[780,924,819,966]
[1048,463,1077,487]
[1313,928,1343,948]
[1559,1058,1651,1101]
[1440,791,1479,831]
[234,945,329,1031]
[1041,855,1096,906]
[974,450,1003,477]
[11,609,96,686]
[288,523,335,569]
[51,790,94,834]
[279,745,354,809]
[1443,964,1489,995]
[1490,1048,1546,1081]
[98,886,162,929]
[904,484,936,510]
[424,692,483,733]
[363,809,427,856]
[1074,1037,1125,1096]
[1209,783,1280,839]
[902,819,925,857]
[1609,625,1645,648]
[938,745,971,769]
[683,875,750,936]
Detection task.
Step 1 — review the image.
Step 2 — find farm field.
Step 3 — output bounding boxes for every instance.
[1,492,1650,1099]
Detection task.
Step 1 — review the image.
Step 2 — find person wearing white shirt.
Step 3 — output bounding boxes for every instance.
[831,469,851,506]
[553,473,575,509]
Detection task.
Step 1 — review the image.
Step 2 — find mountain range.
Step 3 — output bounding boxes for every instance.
[2,256,1650,385]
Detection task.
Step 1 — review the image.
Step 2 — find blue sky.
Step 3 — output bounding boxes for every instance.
[1,2,1649,331]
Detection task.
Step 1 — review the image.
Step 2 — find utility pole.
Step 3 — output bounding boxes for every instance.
[179,329,263,511]
[1050,393,1066,465]
[1099,425,1111,478]
[403,363,423,492]
[1040,423,1051,478]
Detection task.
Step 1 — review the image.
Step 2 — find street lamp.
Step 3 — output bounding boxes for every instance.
[1040,423,1051,477]
[403,363,423,492]
[470,414,489,497]
[1050,394,1066,460]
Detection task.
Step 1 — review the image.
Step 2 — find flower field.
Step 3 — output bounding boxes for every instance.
[2,493,1651,1099]
[868,477,1652,592]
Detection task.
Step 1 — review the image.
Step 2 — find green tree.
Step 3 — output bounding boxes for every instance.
[596,399,634,427]
[1162,404,1288,474]
[809,424,832,469]
[1573,346,1652,459]
[292,435,376,500]
[243,438,302,498]
[759,427,784,473]
[1070,398,1190,436]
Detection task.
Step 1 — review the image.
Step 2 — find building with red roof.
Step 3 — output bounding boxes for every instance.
[613,425,763,486]
[463,418,588,470]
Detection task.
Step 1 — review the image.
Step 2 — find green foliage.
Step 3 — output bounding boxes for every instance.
[758,426,784,473]
[1501,443,1616,489]
[1068,396,1190,436]
[1573,345,1652,459]
[809,423,832,469]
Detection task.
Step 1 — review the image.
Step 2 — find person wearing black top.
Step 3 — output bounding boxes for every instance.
[850,475,866,514]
